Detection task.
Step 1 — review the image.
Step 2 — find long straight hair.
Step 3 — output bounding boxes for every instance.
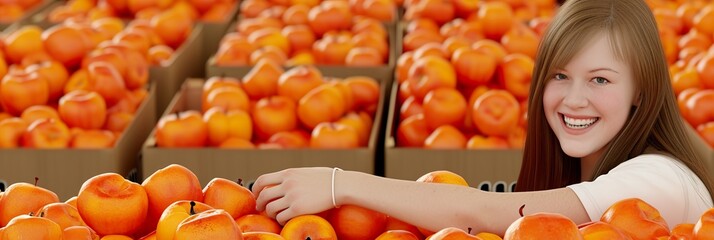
[515,0,714,196]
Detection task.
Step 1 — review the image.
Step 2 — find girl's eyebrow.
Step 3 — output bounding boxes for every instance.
[589,67,619,74]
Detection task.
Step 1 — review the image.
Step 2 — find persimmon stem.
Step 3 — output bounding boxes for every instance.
[40,211,44,217]
[468,227,472,234]
[306,237,311,240]
[519,204,526,217]
[35,177,39,186]
[237,178,243,186]
[190,201,196,215]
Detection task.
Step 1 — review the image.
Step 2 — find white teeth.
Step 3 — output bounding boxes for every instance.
[563,115,598,129]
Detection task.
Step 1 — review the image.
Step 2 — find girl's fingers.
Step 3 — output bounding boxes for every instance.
[265,196,289,220]
[255,183,285,212]
[275,206,297,226]
[252,170,285,198]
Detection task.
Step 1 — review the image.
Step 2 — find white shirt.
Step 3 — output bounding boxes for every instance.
[567,154,713,227]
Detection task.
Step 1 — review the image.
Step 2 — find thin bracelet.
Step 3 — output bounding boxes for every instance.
[331,167,343,208]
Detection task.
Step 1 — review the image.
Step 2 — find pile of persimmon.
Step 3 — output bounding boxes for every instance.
[400,0,556,26]
[0,164,259,239]
[395,0,558,149]
[39,2,197,67]
[653,0,714,148]
[213,0,395,67]
[0,14,189,148]
[240,0,396,22]
[1,164,712,239]
[44,0,237,24]
[155,65,381,149]
[0,0,44,23]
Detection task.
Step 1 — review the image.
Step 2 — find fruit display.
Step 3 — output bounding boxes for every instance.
[657,1,714,149]
[27,1,200,68]
[40,0,238,24]
[142,67,385,186]
[0,0,713,238]
[1,165,713,240]
[0,11,209,199]
[0,17,158,148]
[210,0,395,68]
[382,0,554,189]
[26,0,212,115]
[31,0,239,76]
[154,66,381,149]
[393,0,556,150]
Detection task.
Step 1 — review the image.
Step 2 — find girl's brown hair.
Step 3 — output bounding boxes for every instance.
[515,0,714,197]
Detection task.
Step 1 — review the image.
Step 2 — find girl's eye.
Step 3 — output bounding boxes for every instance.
[593,77,609,85]
[554,73,567,80]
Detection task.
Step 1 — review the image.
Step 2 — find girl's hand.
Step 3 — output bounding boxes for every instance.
[252,167,336,225]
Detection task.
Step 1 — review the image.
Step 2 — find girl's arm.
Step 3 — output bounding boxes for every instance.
[253,168,591,236]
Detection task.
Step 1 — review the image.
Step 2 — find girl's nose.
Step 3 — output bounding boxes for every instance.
[562,83,588,109]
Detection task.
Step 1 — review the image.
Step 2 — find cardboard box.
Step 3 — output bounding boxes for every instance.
[0,0,54,31]
[0,84,157,200]
[149,24,205,117]
[205,22,397,82]
[141,76,388,186]
[383,81,524,192]
[199,4,240,71]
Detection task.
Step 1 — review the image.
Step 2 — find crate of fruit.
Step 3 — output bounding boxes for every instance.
[24,2,211,114]
[0,18,169,199]
[0,83,156,200]
[383,11,549,191]
[205,0,398,82]
[384,80,524,192]
[27,0,238,66]
[142,67,387,185]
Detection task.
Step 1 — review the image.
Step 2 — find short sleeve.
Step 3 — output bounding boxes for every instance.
[567,154,713,226]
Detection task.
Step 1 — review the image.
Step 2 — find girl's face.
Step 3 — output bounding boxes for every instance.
[543,33,637,164]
